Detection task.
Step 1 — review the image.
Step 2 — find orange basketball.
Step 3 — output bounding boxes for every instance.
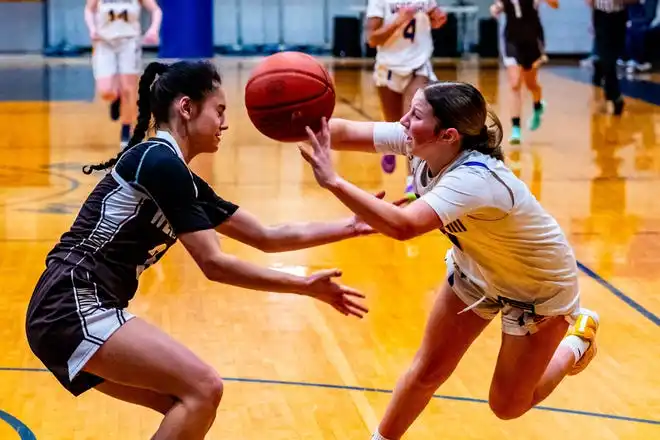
[244,51,336,143]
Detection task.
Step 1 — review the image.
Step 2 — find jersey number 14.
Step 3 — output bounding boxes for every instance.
[108,9,129,22]
[403,19,416,42]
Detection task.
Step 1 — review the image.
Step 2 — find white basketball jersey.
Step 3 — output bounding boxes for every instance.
[373,122,579,304]
[366,0,436,74]
[96,0,141,41]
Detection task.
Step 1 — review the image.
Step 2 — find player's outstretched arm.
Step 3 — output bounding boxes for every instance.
[179,229,368,318]
[326,118,377,152]
[327,118,409,157]
[215,207,378,253]
[300,118,443,241]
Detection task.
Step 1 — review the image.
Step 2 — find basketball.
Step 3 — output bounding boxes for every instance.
[244,51,336,143]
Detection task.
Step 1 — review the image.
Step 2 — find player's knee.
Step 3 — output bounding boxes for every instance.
[189,368,224,412]
[488,395,528,420]
[98,88,117,102]
[510,80,523,92]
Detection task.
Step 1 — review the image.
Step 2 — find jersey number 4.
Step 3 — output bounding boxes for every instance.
[108,9,129,22]
[403,19,416,42]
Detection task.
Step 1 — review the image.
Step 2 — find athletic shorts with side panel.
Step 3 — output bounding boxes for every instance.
[445,250,580,336]
[92,37,142,78]
[25,261,135,396]
[373,59,438,94]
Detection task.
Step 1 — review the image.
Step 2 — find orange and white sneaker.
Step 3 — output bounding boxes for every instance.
[567,309,600,376]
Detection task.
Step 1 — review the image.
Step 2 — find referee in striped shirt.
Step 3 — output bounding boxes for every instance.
[589,0,634,115]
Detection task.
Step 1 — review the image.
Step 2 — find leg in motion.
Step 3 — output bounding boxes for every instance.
[92,40,121,120]
[95,381,178,415]
[523,67,545,131]
[117,37,142,148]
[83,317,224,440]
[373,280,492,440]
[119,74,139,148]
[506,65,523,144]
[488,308,599,420]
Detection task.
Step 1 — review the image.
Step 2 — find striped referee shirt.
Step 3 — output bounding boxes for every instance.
[593,0,626,12]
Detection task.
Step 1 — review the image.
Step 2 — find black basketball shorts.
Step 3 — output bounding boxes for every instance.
[503,37,546,71]
[25,262,134,396]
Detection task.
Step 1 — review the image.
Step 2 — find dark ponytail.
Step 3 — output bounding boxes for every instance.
[127,62,169,148]
[82,60,221,175]
[82,62,168,175]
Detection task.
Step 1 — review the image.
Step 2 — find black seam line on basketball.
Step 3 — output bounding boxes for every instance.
[0,165,80,208]
[246,70,334,110]
[248,90,335,112]
[247,87,335,111]
[0,368,658,426]
[245,68,331,88]
[334,91,660,328]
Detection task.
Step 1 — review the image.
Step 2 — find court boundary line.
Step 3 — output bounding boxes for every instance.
[1,367,658,426]
[0,409,36,440]
[336,95,660,328]
[577,262,659,326]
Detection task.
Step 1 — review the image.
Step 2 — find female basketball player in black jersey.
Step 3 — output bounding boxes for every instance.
[25,60,370,439]
[491,0,558,144]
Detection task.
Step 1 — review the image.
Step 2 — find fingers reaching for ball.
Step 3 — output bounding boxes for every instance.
[298,118,339,189]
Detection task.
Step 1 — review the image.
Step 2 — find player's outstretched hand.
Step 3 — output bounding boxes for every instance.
[302,269,368,318]
[299,117,339,189]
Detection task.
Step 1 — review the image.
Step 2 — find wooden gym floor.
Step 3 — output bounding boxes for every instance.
[0,56,658,439]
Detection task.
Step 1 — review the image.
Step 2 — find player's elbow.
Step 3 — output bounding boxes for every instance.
[250,226,285,253]
[387,223,417,241]
[198,254,233,283]
[198,256,220,281]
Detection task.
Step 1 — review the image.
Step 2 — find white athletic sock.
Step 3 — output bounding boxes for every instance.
[560,335,590,363]
[371,431,392,440]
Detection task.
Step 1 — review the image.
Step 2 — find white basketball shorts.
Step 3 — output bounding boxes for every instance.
[373,60,437,94]
[93,37,142,78]
[445,249,580,336]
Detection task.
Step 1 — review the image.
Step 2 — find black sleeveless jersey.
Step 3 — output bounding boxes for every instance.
[501,0,543,42]
[44,134,239,307]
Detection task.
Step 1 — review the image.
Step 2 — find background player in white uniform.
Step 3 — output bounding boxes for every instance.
[366,0,447,194]
[84,0,162,148]
[298,82,599,440]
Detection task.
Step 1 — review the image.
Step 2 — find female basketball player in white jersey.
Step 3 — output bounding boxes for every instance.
[84,0,162,148]
[490,0,557,144]
[366,0,447,194]
[299,81,599,440]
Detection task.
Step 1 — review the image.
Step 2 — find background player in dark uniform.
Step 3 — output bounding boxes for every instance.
[491,0,558,144]
[25,60,370,439]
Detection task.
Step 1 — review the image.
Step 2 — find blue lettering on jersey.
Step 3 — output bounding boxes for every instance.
[389,0,433,13]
